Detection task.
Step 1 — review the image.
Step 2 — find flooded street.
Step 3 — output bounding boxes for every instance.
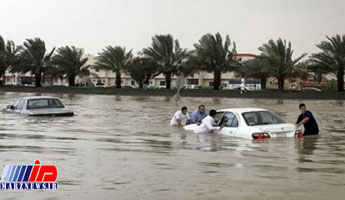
[1,92,345,200]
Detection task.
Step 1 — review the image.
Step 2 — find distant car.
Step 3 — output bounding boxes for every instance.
[122,85,137,89]
[2,96,74,116]
[224,86,252,91]
[75,82,89,87]
[184,85,200,89]
[95,83,106,88]
[184,108,299,139]
[300,87,322,92]
[5,82,23,86]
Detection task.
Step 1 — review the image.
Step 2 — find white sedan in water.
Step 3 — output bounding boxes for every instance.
[2,96,74,116]
[184,108,300,139]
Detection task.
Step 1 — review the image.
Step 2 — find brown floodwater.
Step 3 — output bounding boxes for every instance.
[0,92,345,200]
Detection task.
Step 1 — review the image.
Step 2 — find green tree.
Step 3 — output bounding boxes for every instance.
[0,35,18,85]
[192,32,238,90]
[125,57,161,88]
[96,46,132,88]
[11,38,55,87]
[142,34,188,89]
[258,38,306,91]
[305,61,330,84]
[51,46,89,86]
[310,34,345,91]
[236,58,270,89]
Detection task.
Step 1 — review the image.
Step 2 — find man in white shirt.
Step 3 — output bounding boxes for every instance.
[170,106,190,127]
[194,110,224,134]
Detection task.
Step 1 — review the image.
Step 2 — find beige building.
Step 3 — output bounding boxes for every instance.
[87,53,257,88]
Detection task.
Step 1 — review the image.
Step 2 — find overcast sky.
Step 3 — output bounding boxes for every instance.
[1,0,345,57]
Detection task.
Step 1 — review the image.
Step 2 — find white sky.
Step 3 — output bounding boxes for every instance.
[1,0,345,58]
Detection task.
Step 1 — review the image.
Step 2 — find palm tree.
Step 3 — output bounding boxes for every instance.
[258,38,306,91]
[310,34,345,91]
[0,35,18,85]
[50,46,89,86]
[125,57,161,88]
[192,32,238,90]
[236,58,270,89]
[11,38,55,87]
[96,46,132,88]
[142,34,188,89]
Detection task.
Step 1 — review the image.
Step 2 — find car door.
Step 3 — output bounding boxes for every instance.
[218,112,239,136]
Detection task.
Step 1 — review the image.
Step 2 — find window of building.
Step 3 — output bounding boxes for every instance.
[160,81,166,86]
[95,69,100,72]
[209,82,214,87]
[131,80,135,86]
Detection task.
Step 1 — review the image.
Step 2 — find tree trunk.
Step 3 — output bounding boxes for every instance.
[0,71,3,86]
[213,70,221,90]
[261,77,267,89]
[278,75,284,91]
[116,71,121,88]
[139,81,143,89]
[35,72,42,87]
[165,72,171,89]
[68,76,75,87]
[337,66,344,91]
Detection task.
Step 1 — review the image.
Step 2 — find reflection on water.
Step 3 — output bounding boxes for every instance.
[0,92,345,200]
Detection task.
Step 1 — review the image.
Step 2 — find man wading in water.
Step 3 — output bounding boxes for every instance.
[296,103,319,136]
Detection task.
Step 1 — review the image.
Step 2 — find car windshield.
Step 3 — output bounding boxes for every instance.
[242,111,286,126]
[27,99,65,109]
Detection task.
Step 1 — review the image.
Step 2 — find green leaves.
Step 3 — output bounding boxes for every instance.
[96,46,133,88]
[258,38,306,90]
[51,46,89,86]
[10,38,55,87]
[0,35,18,83]
[192,32,238,90]
[142,34,188,89]
[310,34,345,91]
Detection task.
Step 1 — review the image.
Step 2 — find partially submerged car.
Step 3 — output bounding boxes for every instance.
[184,108,301,139]
[3,96,74,116]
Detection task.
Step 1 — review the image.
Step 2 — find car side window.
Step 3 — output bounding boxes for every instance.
[213,112,224,125]
[220,112,238,127]
[12,99,21,109]
[16,99,25,110]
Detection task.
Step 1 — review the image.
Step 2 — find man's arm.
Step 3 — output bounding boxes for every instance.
[296,117,309,127]
[190,111,196,123]
[177,119,183,127]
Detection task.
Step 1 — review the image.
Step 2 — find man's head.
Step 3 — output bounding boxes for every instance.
[181,106,188,115]
[299,103,307,114]
[198,105,205,114]
[209,109,217,118]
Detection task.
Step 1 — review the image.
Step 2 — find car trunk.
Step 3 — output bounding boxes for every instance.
[256,123,295,137]
[27,108,74,117]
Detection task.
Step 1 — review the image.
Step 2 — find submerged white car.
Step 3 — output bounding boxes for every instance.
[3,96,74,116]
[184,108,300,139]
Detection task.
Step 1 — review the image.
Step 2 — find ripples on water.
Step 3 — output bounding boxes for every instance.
[0,92,345,200]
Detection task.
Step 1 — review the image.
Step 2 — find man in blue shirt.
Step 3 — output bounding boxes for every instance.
[190,105,208,124]
[296,103,319,136]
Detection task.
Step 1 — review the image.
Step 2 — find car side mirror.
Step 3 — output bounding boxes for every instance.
[7,105,15,110]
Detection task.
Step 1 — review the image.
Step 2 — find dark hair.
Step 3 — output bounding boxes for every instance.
[209,109,217,117]
[199,105,205,109]
[181,106,187,112]
[299,103,306,109]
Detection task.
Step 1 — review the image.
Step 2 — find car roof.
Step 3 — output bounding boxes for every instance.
[20,96,59,100]
[217,107,268,114]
